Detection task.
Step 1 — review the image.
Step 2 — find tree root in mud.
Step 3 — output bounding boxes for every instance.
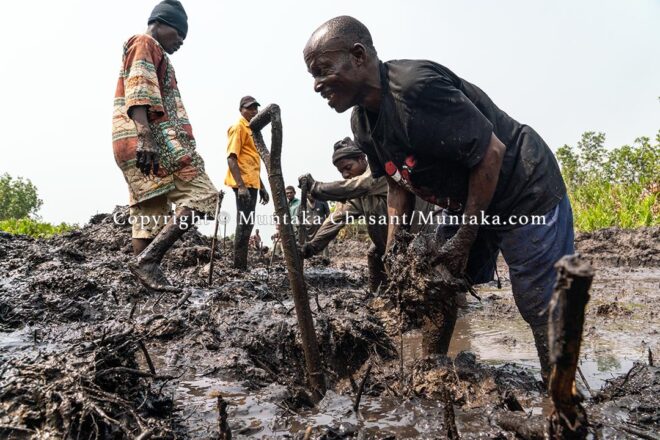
[383,230,471,355]
[0,328,175,439]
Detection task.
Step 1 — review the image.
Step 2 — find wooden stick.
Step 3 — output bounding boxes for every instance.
[250,104,326,402]
[216,394,232,440]
[441,386,460,439]
[353,362,372,412]
[548,254,594,439]
[208,191,225,286]
[576,366,593,398]
[267,236,280,271]
[138,341,156,375]
[298,176,308,246]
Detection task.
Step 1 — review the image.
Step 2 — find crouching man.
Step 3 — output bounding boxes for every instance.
[299,137,433,293]
[303,16,574,382]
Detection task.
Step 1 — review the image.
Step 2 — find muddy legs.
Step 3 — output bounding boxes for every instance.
[367,247,387,293]
[132,238,153,255]
[421,289,458,356]
[129,208,193,292]
[531,323,551,386]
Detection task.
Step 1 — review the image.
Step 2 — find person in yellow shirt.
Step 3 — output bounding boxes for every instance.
[225,96,269,270]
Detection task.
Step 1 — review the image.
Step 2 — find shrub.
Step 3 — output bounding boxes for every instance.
[0,218,77,238]
[557,131,659,231]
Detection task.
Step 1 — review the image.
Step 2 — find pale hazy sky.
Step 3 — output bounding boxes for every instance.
[1,0,658,243]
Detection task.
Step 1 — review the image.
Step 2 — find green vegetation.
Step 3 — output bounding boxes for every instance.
[0,218,76,238]
[0,173,42,220]
[557,131,659,231]
[0,172,76,238]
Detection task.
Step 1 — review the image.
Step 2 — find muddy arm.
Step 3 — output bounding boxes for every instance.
[305,202,359,255]
[311,169,386,202]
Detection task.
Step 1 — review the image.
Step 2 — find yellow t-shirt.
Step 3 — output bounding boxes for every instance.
[224,116,261,189]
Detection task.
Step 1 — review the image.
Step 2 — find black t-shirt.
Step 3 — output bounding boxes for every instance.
[351,60,566,222]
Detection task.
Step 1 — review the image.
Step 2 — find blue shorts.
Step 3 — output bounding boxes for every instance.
[438,195,575,327]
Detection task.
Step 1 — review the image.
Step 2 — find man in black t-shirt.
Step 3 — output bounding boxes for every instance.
[303,16,574,383]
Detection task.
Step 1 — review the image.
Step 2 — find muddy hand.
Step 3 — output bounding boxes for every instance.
[435,225,478,277]
[299,243,315,259]
[259,188,270,205]
[237,186,251,202]
[298,173,315,192]
[136,134,160,176]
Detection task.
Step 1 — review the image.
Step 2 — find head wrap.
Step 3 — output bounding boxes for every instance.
[332,137,364,165]
[148,0,188,39]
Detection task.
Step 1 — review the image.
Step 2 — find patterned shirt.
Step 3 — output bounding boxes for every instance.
[112,34,205,204]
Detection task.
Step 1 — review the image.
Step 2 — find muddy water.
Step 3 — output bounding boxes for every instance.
[2,219,658,439]
[404,267,659,391]
[155,265,659,438]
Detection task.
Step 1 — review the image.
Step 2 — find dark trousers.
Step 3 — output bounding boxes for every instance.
[437,195,574,327]
[233,188,258,270]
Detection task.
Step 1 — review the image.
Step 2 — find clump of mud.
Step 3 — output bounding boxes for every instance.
[576,226,660,267]
[382,230,469,319]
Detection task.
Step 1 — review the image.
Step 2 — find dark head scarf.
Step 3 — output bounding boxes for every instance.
[332,137,364,165]
[148,0,188,39]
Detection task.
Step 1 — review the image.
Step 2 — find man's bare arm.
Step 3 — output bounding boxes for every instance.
[227,154,249,201]
[464,133,505,219]
[439,133,505,273]
[385,176,415,250]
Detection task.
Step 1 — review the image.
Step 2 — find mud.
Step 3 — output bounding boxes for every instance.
[575,226,660,267]
[1,212,658,438]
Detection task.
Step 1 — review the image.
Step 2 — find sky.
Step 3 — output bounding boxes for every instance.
[1,0,658,244]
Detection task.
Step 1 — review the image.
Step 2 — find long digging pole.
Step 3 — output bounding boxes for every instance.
[249,104,326,401]
[298,177,308,246]
[547,254,594,439]
[208,191,225,286]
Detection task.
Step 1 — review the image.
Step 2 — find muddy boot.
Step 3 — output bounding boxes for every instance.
[531,322,551,388]
[129,213,189,293]
[367,247,387,293]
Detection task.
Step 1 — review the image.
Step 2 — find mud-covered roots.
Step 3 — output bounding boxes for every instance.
[0,328,175,439]
[383,230,470,354]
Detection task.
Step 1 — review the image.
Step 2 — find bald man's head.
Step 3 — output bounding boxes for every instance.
[304,16,381,113]
[304,16,377,62]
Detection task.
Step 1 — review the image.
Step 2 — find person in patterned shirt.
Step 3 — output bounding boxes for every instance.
[112,0,218,292]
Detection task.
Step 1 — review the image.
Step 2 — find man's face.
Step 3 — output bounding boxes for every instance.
[286,188,295,201]
[335,156,367,179]
[240,104,259,122]
[305,48,364,113]
[153,23,184,55]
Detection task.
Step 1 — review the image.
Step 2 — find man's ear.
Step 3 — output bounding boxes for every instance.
[349,43,368,66]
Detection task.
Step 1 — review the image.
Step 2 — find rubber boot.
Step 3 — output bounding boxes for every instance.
[367,246,387,293]
[128,210,191,292]
[531,322,551,388]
